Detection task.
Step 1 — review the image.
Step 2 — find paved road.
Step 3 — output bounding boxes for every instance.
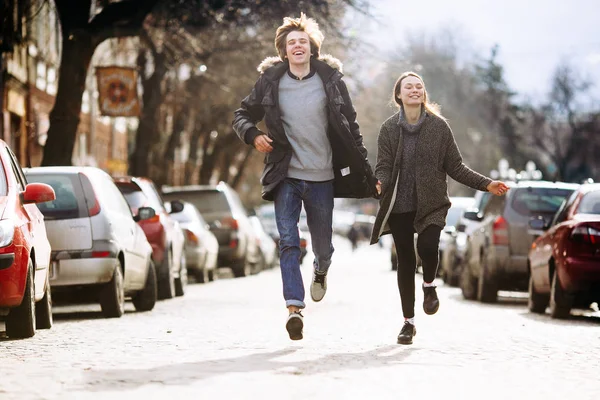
[1,236,599,400]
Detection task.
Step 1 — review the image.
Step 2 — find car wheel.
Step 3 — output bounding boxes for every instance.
[232,259,250,278]
[550,268,572,319]
[194,268,208,284]
[528,269,549,314]
[6,261,36,338]
[174,255,187,297]
[157,251,175,300]
[446,259,461,287]
[132,259,157,312]
[460,261,477,300]
[208,268,216,282]
[477,252,498,303]
[36,273,53,329]
[100,261,125,318]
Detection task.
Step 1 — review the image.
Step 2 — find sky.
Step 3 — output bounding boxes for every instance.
[350,0,600,102]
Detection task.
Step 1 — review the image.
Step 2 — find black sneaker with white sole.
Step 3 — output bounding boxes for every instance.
[423,285,440,315]
[286,311,304,340]
[397,321,416,345]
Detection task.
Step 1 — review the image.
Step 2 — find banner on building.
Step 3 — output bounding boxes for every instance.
[95,66,140,117]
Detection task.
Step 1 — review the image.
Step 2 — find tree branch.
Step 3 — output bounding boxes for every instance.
[89,0,160,42]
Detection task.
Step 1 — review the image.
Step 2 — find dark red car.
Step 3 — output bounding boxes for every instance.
[0,140,56,338]
[114,177,186,300]
[528,183,600,319]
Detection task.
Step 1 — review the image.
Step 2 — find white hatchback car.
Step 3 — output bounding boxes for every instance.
[24,166,157,317]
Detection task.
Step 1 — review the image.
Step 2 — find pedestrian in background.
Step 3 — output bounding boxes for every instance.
[233,13,378,341]
[369,71,508,345]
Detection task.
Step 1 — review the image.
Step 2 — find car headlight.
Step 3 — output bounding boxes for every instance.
[0,219,15,247]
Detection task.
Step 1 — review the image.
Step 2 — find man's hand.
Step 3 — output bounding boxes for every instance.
[376,180,382,195]
[487,180,509,196]
[253,134,273,153]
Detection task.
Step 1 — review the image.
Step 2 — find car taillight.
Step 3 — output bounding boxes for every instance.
[220,217,239,230]
[79,173,101,217]
[570,225,600,245]
[92,251,111,258]
[229,238,239,248]
[492,216,509,245]
[185,229,199,244]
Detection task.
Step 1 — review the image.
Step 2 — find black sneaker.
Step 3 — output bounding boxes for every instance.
[423,284,440,315]
[310,270,327,302]
[286,311,304,340]
[397,321,416,345]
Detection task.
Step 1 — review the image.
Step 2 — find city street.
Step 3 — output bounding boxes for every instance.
[1,236,599,400]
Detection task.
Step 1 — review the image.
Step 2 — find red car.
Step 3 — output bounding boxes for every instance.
[114,177,186,300]
[0,140,56,338]
[528,183,600,319]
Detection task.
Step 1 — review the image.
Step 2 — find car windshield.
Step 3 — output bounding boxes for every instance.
[0,161,7,196]
[446,207,465,227]
[578,190,600,214]
[511,187,575,215]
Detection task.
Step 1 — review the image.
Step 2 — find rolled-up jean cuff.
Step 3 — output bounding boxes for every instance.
[286,300,305,309]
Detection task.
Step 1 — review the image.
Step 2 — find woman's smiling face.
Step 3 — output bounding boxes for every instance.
[399,76,425,106]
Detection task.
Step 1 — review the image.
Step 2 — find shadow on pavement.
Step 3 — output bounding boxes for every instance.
[447,292,528,307]
[77,345,418,391]
[519,309,600,326]
[52,309,138,323]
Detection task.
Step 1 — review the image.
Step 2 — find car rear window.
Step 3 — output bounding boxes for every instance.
[24,173,88,220]
[578,190,600,214]
[115,181,149,210]
[163,190,231,214]
[511,187,574,216]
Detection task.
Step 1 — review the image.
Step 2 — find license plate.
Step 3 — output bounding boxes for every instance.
[49,261,57,280]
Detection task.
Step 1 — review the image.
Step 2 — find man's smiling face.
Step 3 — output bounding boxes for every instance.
[285,31,311,66]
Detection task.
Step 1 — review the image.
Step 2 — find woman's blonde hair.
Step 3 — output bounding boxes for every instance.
[392,71,445,119]
[274,13,324,61]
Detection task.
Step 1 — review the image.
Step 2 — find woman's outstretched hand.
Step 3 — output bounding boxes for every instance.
[487,180,509,196]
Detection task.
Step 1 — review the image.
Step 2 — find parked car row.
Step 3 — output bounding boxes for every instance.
[432,179,599,320]
[162,182,282,278]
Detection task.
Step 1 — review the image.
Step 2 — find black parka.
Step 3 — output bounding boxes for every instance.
[232,55,378,201]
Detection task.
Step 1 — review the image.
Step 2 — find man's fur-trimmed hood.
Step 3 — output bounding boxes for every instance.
[257,54,343,74]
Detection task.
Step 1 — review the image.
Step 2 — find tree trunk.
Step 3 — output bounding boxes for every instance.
[230,146,253,190]
[184,119,204,184]
[42,32,95,166]
[128,51,166,176]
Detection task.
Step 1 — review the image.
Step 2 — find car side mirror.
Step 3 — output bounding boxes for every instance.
[462,210,482,222]
[456,223,466,233]
[22,183,56,204]
[134,206,156,222]
[169,200,184,214]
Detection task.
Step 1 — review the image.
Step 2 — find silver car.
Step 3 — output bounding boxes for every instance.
[168,200,219,283]
[460,180,579,303]
[24,167,157,317]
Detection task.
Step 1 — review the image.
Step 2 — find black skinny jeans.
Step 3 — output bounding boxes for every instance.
[388,212,442,319]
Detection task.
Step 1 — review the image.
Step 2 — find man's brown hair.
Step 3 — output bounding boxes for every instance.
[274,13,324,60]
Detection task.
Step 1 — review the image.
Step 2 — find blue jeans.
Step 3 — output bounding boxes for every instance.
[274,178,335,308]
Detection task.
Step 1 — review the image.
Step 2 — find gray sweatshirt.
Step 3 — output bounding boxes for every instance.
[278,71,333,182]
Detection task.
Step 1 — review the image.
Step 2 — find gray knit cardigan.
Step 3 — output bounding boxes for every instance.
[369,111,492,244]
